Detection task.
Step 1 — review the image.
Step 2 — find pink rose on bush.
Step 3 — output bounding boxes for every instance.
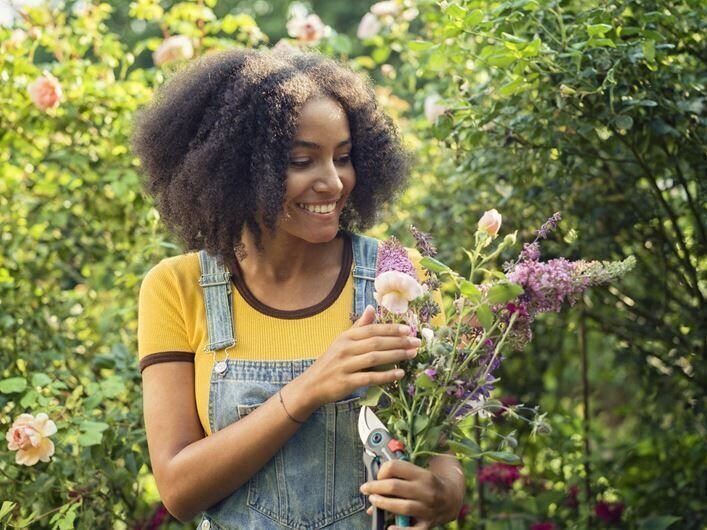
[153,35,194,67]
[478,208,502,236]
[6,413,57,466]
[356,13,381,39]
[286,7,328,45]
[424,94,446,123]
[27,72,62,111]
[530,522,558,530]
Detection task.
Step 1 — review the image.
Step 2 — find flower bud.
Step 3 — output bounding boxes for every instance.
[478,209,502,237]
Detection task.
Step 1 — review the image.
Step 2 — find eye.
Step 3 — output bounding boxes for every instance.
[335,154,352,165]
[289,158,311,168]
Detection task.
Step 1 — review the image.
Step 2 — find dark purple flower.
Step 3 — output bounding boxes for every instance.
[478,463,521,492]
[456,503,471,524]
[530,522,558,530]
[595,500,624,523]
[410,225,437,257]
[565,484,579,508]
[536,212,562,240]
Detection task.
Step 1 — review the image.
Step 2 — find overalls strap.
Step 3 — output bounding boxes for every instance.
[198,250,236,351]
[350,232,379,317]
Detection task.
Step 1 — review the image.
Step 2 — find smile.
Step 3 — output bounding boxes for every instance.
[296,202,337,214]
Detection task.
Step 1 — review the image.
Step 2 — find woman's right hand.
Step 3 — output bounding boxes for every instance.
[302,305,421,408]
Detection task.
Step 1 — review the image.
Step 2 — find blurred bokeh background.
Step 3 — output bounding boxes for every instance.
[0,0,704,528]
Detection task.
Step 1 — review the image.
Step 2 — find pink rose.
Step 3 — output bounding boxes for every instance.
[374,270,423,314]
[424,94,446,123]
[153,35,194,67]
[6,413,57,466]
[286,10,327,45]
[27,73,62,111]
[356,12,382,39]
[370,1,400,17]
[478,209,502,236]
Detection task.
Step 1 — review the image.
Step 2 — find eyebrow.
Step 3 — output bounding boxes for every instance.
[291,139,352,149]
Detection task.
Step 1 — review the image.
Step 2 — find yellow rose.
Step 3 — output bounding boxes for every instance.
[6,413,57,466]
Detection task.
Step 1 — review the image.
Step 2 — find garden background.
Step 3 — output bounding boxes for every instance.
[0,0,704,528]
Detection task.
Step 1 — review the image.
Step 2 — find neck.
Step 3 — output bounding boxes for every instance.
[237,228,343,283]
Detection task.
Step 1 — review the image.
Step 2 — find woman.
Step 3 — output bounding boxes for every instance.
[132,48,465,529]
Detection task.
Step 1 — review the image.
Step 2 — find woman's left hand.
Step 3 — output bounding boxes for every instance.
[360,458,465,530]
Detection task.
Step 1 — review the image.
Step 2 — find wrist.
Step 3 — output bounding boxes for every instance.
[283,373,320,421]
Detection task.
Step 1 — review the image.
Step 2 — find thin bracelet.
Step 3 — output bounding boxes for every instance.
[278,390,305,425]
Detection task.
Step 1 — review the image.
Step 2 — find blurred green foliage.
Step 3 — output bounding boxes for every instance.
[0,0,704,528]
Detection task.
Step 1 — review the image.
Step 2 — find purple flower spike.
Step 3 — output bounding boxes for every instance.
[377,236,418,279]
[410,225,437,257]
[536,212,562,240]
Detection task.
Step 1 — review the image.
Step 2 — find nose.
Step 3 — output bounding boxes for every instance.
[313,159,344,195]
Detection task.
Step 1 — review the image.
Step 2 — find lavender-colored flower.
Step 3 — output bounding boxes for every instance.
[410,225,437,257]
[407,384,415,396]
[377,236,418,279]
[508,258,585,314]
[519,242,540,262]
[424,367,437,379]
[536,212,561,240]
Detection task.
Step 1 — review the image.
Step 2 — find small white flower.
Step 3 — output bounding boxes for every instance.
[357,12,381,39]
[424,94,446,123]
[421,327,435,346]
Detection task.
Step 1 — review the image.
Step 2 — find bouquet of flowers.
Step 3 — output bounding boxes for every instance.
[361,211,635,467]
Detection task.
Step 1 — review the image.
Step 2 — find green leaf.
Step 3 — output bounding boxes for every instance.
[487,282,524,304]
[499,77,525,96]
[0,501,16,521]
[31,373,52,387]
[0,377,27,394]
[587,37,616,48]
[415,372,436,389]
[420,257,451,274]
[20,390,39,408]
[80,421,110,433]
[359,385,383,406]
[78,430,104,447]
[523,37,541,57]
[476,304,493,331]
[614,115,634,130]
[460,280,482,302]
[587,23,612,37]
[408,40,434,51]
[485,451,521,464]
[447,439,482,457]
[638,516,681,530]
[412,415,429,435]
[463,9,483,28]
[642,40,656,62]
[372,47,391,63]
[99,376,125,398]
[444,3,466,20]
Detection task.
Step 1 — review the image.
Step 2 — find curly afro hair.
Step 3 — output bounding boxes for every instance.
[132,47,411,263]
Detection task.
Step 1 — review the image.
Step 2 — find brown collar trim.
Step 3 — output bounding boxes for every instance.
[230,233,353,320]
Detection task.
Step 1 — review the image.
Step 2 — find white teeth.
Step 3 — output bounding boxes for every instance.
[297,202,337,214]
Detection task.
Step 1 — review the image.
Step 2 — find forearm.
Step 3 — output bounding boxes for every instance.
[163,374,318,522]
[427,451,466,521]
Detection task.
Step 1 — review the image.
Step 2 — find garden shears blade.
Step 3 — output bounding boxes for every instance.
[358,406,411,529]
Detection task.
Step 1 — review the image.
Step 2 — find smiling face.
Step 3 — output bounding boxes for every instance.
[277,96,356,244]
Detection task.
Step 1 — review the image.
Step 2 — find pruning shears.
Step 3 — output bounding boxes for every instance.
[358,406,412,529]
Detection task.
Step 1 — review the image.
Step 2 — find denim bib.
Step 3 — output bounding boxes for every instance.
[196,233,378,530]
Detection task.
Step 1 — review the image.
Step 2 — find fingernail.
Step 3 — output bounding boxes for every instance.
[408,337,421,346]
[399,325,410,334]
[369,494,379,503]
[360,484,369,494]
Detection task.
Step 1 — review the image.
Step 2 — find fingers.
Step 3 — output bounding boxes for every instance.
[376,459,428,481]
[348,321,413,341]
[367,494,426,518]
[352,305,376,328]
[349,348,417,372]
[353,367,406,386]
[348,335,421,356]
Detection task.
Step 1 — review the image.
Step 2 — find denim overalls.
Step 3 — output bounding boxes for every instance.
[196,232,378,530]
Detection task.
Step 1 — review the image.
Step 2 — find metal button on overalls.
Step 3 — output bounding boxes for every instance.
[199,519,211,530]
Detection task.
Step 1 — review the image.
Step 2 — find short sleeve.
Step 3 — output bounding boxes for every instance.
[407,247,447,327]
[137,261,194,373]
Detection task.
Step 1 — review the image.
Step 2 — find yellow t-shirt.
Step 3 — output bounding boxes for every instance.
[137,238,443,436]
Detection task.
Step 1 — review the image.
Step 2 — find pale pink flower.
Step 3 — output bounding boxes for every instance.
[381,64,396,78]
[6,413,57,466]
[27,72,62,111]
[402,7,419,21]
[153,35,194,67]
[421,327,435,345]
[370,1,400,17]
[374,270,423,314]
[287,10,327,45]
[8,29,27,47]
[357,12,381,39]
[478,209,502,236]
[272,39,299,54]
[424,94,446,123]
